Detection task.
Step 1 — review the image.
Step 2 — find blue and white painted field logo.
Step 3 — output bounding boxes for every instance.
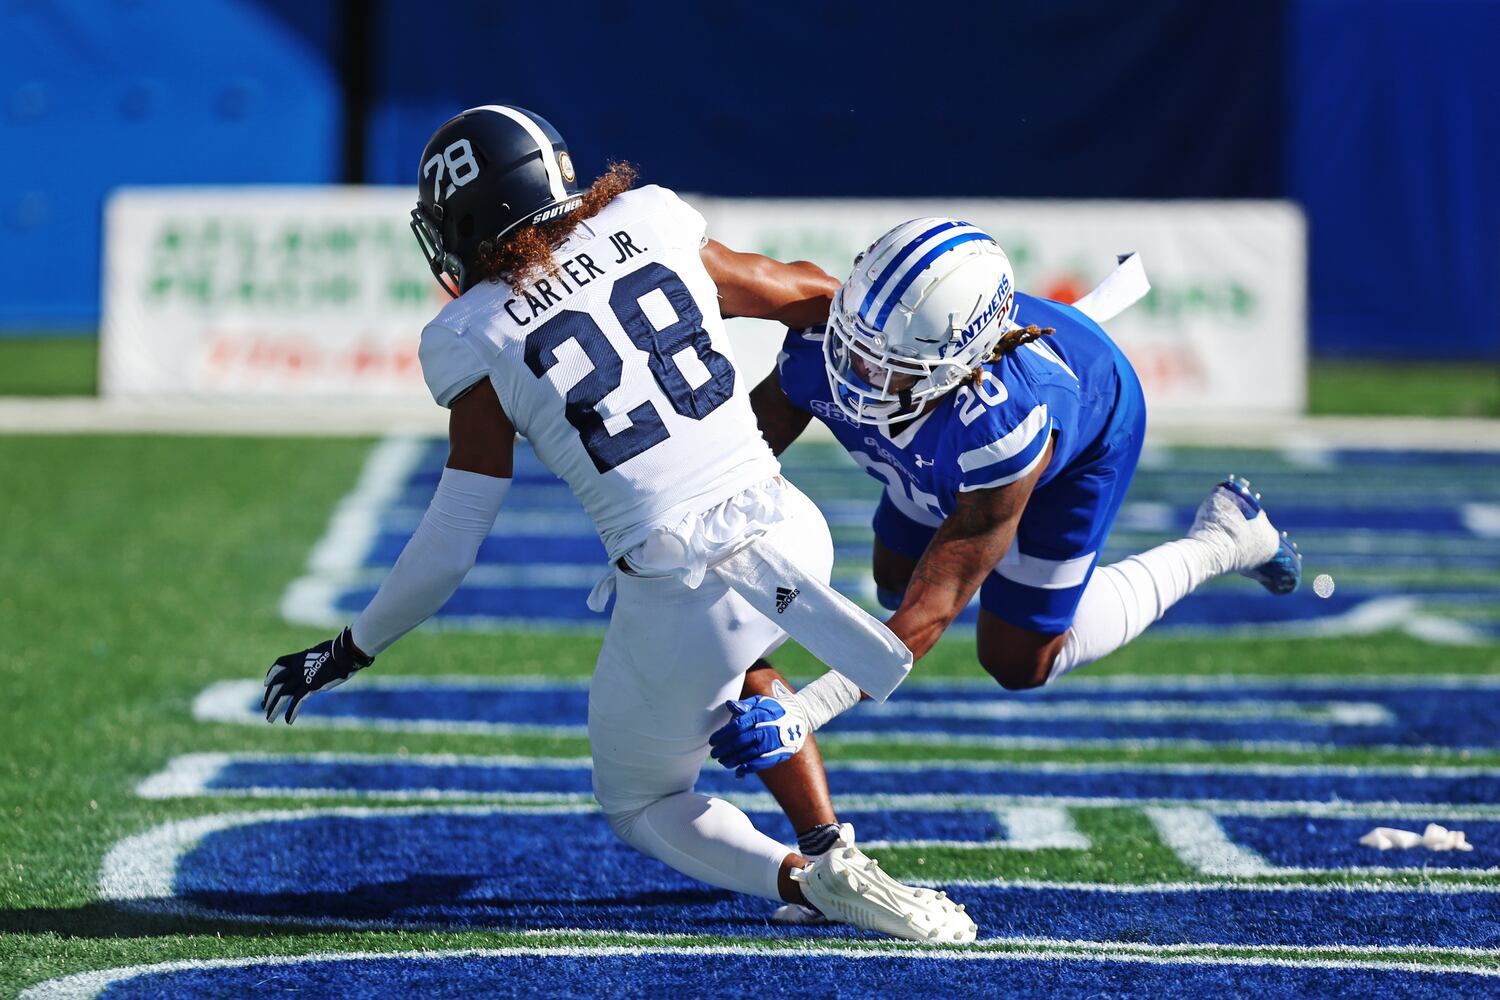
[25,947,1500,1000]
[280,438,1500,639]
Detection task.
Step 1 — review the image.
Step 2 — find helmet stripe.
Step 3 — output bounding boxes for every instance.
[857,220,964,323]
[872,232,997,328]
[469,105,567,201]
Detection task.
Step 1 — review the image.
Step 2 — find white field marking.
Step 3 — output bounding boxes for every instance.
[279,435,428,626]
[1461,503,1500,539]
[100,803,1500,933]
[1144,807,1277,877]
[21,942,1500,1000]
[188,673,1500,753]
[134,753,1500,827]
[1158,595,1490,647]
[862,806,1091,852]
[1280,441,1337,469]
[306,436,427,575]
[862,698,1394,726]
[212,670,1500,692]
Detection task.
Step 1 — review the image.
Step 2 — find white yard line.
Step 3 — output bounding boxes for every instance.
[22,941,1500,1000]
[1144,807,1278,876]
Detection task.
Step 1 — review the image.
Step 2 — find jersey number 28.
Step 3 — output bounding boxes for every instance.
[523,263,735,472]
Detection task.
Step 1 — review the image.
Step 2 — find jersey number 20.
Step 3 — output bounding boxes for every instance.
[523,263,735,472]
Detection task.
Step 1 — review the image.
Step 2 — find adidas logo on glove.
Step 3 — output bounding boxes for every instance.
[775,586,800,614]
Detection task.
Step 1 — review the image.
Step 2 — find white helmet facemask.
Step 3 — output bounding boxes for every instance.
[824,218,1019,426]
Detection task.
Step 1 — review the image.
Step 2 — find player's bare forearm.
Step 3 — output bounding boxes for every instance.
[886,440,1052,660]
[750,370,813,455]
[701,239,839,327]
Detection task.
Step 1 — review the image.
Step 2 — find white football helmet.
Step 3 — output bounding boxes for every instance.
[824,218,1018,425]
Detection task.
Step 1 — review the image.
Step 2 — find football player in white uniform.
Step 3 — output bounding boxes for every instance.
[261,106,975,943]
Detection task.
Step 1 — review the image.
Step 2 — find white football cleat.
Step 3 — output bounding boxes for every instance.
[789,824,978,944]
[1187,475,1283,577]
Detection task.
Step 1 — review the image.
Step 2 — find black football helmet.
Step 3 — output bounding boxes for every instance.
[410,105,584,297]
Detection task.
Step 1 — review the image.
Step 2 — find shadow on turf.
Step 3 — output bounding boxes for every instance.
[0,882,752,941]
[0,903,343,940]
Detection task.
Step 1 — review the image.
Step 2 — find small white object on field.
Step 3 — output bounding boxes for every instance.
[1359,823,1473,852]
[1313,574,1335,598]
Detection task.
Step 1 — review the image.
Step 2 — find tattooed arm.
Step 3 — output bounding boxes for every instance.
[885,436,1055,660]
[749,368,813,456]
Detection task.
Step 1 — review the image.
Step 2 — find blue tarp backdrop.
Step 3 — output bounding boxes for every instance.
[0,0,1495,360]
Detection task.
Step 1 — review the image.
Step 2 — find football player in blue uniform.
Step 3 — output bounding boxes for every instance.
[710,218,1301,780]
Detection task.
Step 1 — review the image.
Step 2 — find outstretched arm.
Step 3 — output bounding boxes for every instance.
[700,239,839,328]
[749,368,813,456]
[886,437,1054,661]
[262,379,515,723]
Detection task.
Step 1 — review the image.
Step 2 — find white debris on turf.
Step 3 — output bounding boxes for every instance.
[1358,823,1474,852]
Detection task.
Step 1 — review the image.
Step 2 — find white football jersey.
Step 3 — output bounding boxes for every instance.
[418,185,780,559]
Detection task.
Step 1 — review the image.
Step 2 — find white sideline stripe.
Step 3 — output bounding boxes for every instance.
[1144,807,1276,877]
[23,944,1500,1000]
[956,404,1050,472]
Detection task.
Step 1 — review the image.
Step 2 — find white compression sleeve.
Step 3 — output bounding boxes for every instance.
[1047,537,1220,682]
[795,671,865,731]
[350,467,509,656]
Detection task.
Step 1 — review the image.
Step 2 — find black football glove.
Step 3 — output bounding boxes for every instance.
[262,626,374,724]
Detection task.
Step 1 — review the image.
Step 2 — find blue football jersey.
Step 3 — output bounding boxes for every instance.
[778,292,1135,525]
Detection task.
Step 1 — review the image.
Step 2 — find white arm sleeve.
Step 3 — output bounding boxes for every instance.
[350,467,509,655]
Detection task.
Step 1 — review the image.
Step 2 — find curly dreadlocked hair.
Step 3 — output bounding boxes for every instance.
[470,161,639,289]
[967,324,1056,384]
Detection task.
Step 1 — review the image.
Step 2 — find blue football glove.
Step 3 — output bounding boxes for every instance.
[261,626,373,724]
[709,680,812,777]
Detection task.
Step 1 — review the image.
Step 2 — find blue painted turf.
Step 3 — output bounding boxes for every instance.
[171,811,1500,948]
[93,952,1500,1000]
[1220,816,1500,871]
[205,757,1500,806]
[311,441,1500,635]
[271,679,1500,749]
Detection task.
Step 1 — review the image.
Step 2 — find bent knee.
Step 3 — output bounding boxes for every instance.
[978,644,1062,691]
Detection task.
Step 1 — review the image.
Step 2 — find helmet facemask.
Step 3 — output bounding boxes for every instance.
[823,284,1016,426]
[410,205,465,299]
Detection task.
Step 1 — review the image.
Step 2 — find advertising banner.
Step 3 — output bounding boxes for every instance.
[102,190,1304,416]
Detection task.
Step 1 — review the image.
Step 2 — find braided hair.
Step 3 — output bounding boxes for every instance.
[967,324,1055,384]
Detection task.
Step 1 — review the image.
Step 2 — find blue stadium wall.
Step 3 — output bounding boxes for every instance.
[0,0,1495,361]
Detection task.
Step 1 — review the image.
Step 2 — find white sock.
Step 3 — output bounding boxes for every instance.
[608,791,789,902]
[1048,537,1222,682]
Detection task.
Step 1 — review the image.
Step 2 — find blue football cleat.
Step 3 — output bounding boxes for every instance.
[1190,475,1302,595]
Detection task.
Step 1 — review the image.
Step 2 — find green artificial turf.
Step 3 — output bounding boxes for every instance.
[1,434,1496,998]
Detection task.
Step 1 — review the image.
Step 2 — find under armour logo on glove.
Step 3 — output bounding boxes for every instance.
[709,679,813,776]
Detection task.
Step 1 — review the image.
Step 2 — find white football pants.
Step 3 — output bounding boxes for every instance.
[588,480,833,902]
